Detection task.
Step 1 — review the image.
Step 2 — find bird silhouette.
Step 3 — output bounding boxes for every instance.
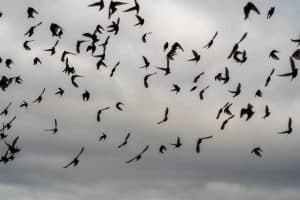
[140,56,150,69]
[99,132,107,142]
[20,101,28,109]
[44,119,58,134]
[108,0,127,19]
[255,89,263,98]
[203,31,218,49]
[61,51,76,62]
[118,132,131,148]
[107,18,120,35]
[240,103,255,121]
[55,88,64,96]
[170,136,182,148]
[5,58,14,69]
[143,72,157,88]
[244,2,260,20]
[44,40,59,55]
[265,68,275,87]
[4,116,16,130]
[170,84,180,94]
[50,23,63,38]
[0,102,12,116]
[199,86,209,100]
[116,102,124,111]
[229,82,241,97]
[196,136,213,153]
[123,0,140,14]
[110,61,120,77]
[76,40,89,54]
[134,15,144,26]
[33,57,42,65]
[63,147,84,168]
[159,145,167,154]
[63,58,76,75]
[193,72,205,83]
[262,105,271,119]
[82,90,90,101]
[251,147,263,157]
[32,88,46,103]
[233,50,247,64]
[188,50,201,63]
[267,7,275,19]
[269,49,280,60]
[27,7,39,18]
[142,32,152,43]
[220,115,235,130]
[277,117,293,135]
[24,22,42,37]
[88,0,105,11]
[125,145,149,163]
[292,49,300,60]
[4,136,20,154]
[278,57,298,81]
[23,40,34,50]
[97,107,110,122]
[71,75,84,88]
[157,107,169,124]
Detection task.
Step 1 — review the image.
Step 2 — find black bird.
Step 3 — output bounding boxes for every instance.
[44,119,58,134]
[107,18,120,35]
[71,75,84,88]
[196,136,213,154]
[159,145,167,154]
[5,58,14,69]
[140,56,150,69]
[278,117,293,135]
[255,89,263,98]
[55,88,64,96]
[156,66,171,76]
[170,84,180,94]
[291,36,300,46]
[4,116,16,130]
[123,0,140,14]
[76,40,88,54]
[24,21,42,37]
[99,132,107,142]
[199,86,209,100]
[32,88,46,103]
[170,136,182,148]
[215,67,230,84]
[240,103,255,121]
[223,103,233,116]
[244,2,260,20]
[33,57,42,65]
[188,50,201,63]
[203,31,218,49]
[63,147,84,168]
[4,136,20,154]
[108,0,127,19]
[61,51,76,62]
[0,102,12,116]
[116,102,124,111]
[157,107,169,124]
[118,132,131,148]
[23,40,34,50]
[97,107,110,122]
[0,76,13,91]
[143,72,157,88]
[110,62,120,77]
[44,40,59,55]
[278,57,298,80]
[220,115,235,130]
[269,49,280,60]
[134,15,144,26]
[27,7,38,18]
[20,101,28,109]
[265,68,275,87]
[88,0,105,11]
[292,49,300,60]
[142,32,152,43]
[163,42,169,52]
[267,7,275,19]
[125,145,149,163]
[190,86,198,92]
[233,50,247,64]
[251,147,263,157]
[50,23,63,38]
[193,72,205,83]
[262,105,271,119]
[229,82,241,97]
[82,90,90,101]
[63,58,76,75]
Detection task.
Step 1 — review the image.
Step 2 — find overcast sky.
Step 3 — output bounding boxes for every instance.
[0,0,300,199]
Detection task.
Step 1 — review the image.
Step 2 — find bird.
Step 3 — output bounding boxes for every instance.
[240,103,255,121]
[291,36,300,46]
[4,116,16,130]
[262,105,271,119]
[4,136,20,154]
[32,88,46,103]
[108,0,127,19]
[142,32,152,43]
[170,84,180,94]
[63,58,76,75]
[277,117,293,135]
[107,18,120,35]
[44,119,58,134]
[24,22,42,37]
[233,50,247,64]
[244,2,260,20]
[33,57,42,65]
[196,136,213,154]
[157,107,169,124]
[110,62,120,77]
[61,51,76,62]
[229,82,241,97]
[193,72,205,83]
[20,101,28,109]
[170,136,182,148]
[125,145,149,163]
[215,67,230,84]
[134,15,144,26]
[269,50,280,60]
[88,0,105,11]
[71,75,84,88]
[265,68,275,87]
[140,56,150,69]
[55,88,64,96]
[143,72,157,88]
[190,86,198,92]
[199,86,209,100]
[220,115,235,130]
[188,50,201,63]
[255,89,263,98]
[203,31,218,49]
[5,58,14,69]
[116,102,124,111]
[82,90,90,101]
[99,132,107,142]
[123,0,140,14]
[118,132,131,148]
[0,102,12,116]
[50,23,63,38]
[223,103,233,116]
[267,7,275,19]
[278,57,298,81]
[63,147,85,168]
[97,107,110,122]
[292,49,300,60]
[159,145,167,154]
[76,40,89,54]
[27,7,38,18]
[251,147,263,157]
[23,40,34,50]
[44,40,59,55]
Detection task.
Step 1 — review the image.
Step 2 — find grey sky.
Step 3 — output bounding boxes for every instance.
[0,0,300,199]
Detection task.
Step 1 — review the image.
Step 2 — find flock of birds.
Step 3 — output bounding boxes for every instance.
[0,1,299,168]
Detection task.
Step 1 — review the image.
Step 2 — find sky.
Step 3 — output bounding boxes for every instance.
[0,0,300,199]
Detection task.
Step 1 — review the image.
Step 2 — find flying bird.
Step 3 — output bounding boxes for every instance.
[99,132,107,142]
[251,147,263,157]
[157,107,169,124]
[27,7,38,18]
[82,90,90,101]
[277,117,293,135]
[143,72,157,88]
[278,57,298,81]
[0,102,12,116]
[267,7,275,19]
[269,49,280,60]
[199,86,209,100]
[140,56,150,69]
[203,31,218,49]
[159,145,167,154]
[118,132,131,148]
[23,40,34,50]
[97,107,110,122]
[196,136,213,154]
[55,88,64,96]
[244,2,260,20]
[142,32,152,43]
[188,50,200,63]
[265,68,275,87]
[110,61,120,77]
[88,0,105,11]
[116,102,124,111]
[71,75,84,88]
[240,103,255,121]
[262,105,271,119]
[24,22,42,37]
[44,119,58,134]
[63,147,85,168]
[123,0,140,14]
[220,115,235,130]
[170,136,182,148]
[125,145,149,163]
[32,88,46,103]
[170,84,180,94]
[229,82,241,97]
